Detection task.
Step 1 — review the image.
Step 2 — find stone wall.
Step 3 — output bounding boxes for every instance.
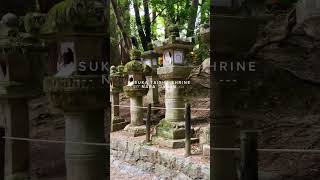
[110,136,210,180]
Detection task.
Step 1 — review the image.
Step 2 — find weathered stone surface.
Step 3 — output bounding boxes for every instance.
[110,134,210,179]
[202,144,210,157]
[146,76,159,106]
[43,75,107,112]
[124,125,146,137]
[157,66,192,80]
[152,136,199,149]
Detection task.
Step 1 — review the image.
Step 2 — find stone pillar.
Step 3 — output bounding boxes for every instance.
[141,48,160,107]
[110,66,127,132]
[44,76,107,180]
[164,81,184,122]
[2,99,29,180]
[146,75,159,106]
[110,91,127,131]
[65,111,106,180]
[123,49,150,137]
[152,67,196,148]
[129,96,144,126]
[200,126,210,157]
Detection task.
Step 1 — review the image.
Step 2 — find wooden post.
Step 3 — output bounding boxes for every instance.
[240,130,258,180]
[146,104,151,143]
[185,103,191,157]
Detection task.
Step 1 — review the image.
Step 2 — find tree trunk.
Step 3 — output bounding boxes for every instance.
[143,0,151,49]
[133,0,148,51]
[200,0,207,24]
[186,0,199,37]
[111,0,131,63]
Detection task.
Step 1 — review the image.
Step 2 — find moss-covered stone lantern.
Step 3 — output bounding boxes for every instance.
[141,43,160,107]
[41,1,107,180]
[0,12,46,180]
[110,65,128,132]
[152,25,197,148]
[123,48,151,137]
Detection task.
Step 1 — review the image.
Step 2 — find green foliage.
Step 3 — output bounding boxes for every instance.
[193,42,209,65]
[112,0,210,63]
[124,60,144,73]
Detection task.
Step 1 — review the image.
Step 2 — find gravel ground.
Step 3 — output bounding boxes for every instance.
[110,158,160,180]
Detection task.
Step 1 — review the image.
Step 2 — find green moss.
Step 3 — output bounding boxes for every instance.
[155,119,173,139]
[124,60,144,74]
[130,48,142,60]
[40,0,75,34]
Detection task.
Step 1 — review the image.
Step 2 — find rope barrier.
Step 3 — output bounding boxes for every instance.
[113,104,210,111]
[211,148,320,153]
[2,137,110,147]
[3,136,320,154]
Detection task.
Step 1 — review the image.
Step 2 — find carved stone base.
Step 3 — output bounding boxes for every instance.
[152,136,199,149]
[124,124,146,137]
[203,144,210,157]
[152,119,199,148]
[111,117,128,132]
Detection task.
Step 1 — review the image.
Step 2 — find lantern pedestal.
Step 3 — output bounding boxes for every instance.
[0,83,31,180]
[123,86,148,137]
[110,66,127,132]
[141,49,160,108]
[146,75,159,107]
[44,76,107,180]
[200,126,210,157]
[111,91,127,132]
[152,66,198,148]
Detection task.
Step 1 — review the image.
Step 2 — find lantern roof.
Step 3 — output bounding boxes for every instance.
[0,13,46,54]
[124,60,152,76]
[40,0,106,36]
[155,25,193,53]
[141,49,160,59]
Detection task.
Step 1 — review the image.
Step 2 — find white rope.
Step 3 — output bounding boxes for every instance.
[113,105,210,111]
[2,137,110,147]
[211,148,320,153]
[3,137,320,154]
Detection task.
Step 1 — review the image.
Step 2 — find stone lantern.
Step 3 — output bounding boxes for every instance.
[152,25,197,148]
[110,65,128,131]
[0,13,46,179]
[123,49,151,137]
[41,1,107,180]
[141,43,160,107]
